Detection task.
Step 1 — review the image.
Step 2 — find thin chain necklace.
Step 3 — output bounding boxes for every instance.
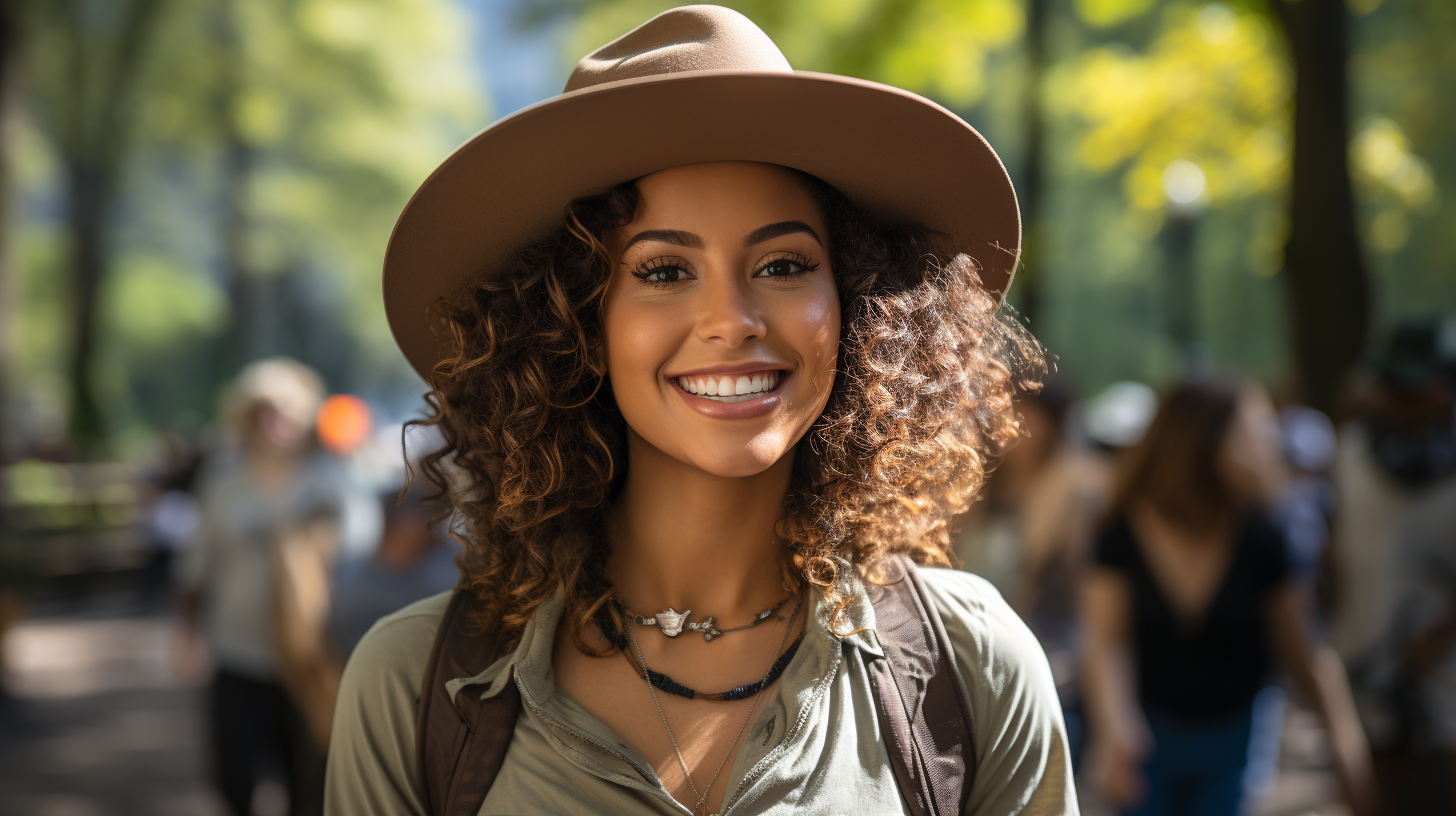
[626,592,802,816]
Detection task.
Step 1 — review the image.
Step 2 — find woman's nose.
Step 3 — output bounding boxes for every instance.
[695,274,766,347]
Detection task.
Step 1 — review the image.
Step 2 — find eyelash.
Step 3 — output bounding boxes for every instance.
[755,252,820,279]
[630,252,821,289]
[631,256,694,289]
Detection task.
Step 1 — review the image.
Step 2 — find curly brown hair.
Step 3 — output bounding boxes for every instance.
[411,169,1044,654]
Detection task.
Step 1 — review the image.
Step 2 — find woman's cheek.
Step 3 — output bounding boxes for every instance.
[790,281,840,401]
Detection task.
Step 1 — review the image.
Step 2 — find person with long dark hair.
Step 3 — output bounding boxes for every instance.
[1081,378,1374,816]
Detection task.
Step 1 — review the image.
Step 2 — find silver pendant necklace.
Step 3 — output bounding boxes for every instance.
[614,592,796,642]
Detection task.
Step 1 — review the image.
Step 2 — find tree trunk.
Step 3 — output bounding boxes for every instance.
[217,0,259,371]
[63,161,112,454]
[222,138,258,369]
[48,0,167,456]
[0,1,18,464]
[1275,1,1370,418]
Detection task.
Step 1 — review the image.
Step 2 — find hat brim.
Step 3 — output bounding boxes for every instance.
[384,70,1020,381]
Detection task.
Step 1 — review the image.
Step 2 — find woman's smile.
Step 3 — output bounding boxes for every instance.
[669,366,791,419]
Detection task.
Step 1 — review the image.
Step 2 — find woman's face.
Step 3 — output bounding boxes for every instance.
[601,162,841,478]
[243,400,310,458]
[1218,387,1285,503]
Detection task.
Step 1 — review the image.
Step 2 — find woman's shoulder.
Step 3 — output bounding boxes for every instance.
[1089,512,1138,569]
[334,590,454,739]
[1238,508,1292,583]
[343,590,454,688]
[910,567,1076,813]
[912,567,1052,686]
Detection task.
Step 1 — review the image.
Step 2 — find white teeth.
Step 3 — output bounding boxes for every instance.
[678,371,785,402]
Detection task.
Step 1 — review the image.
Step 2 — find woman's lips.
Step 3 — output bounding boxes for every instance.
[670,369,788,419]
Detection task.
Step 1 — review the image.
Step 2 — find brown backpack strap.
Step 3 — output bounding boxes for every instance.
[416,589,520,816]
[865,555,978,816]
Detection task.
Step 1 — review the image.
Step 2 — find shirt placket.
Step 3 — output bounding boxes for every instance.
[514,674,691,812]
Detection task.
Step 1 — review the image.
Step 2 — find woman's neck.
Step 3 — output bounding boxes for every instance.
[609,433,793,617]
[1132,499,1232,549]
[245,445,303,494]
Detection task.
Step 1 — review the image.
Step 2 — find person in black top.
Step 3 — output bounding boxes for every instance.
[1081,378,1375,816]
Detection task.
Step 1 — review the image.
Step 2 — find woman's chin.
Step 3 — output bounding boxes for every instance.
[664,434,795,479]
[687,450,787,479]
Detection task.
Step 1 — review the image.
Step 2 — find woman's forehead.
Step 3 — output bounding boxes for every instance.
[624,162,824,235]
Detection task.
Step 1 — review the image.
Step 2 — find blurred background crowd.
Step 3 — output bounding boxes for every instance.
[0,0,1451,815]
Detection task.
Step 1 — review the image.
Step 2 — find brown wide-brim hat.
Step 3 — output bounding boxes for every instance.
[385,5,1020,380]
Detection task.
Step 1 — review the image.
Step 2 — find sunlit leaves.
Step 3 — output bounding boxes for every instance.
[1353,118,1436,210]
[1074,0,1160,27]
[1052,2,1289,230]
[1352,116,1437,253]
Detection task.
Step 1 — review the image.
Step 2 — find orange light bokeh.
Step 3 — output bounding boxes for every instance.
[316,394,372,454]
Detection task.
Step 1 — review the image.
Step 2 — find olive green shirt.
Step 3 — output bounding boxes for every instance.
[325,568,1077,815]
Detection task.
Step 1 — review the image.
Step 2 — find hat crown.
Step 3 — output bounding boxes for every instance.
[565,5,792,93]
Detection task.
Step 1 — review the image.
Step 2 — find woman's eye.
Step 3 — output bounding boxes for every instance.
[757,256,818,278]
[646,267,684,283]
[632,261,693,287]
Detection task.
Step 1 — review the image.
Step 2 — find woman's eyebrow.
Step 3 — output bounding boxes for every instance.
[621,229,702,252]
[744,220,822,247]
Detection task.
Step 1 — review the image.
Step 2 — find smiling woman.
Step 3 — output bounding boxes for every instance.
[326,7,1071,816]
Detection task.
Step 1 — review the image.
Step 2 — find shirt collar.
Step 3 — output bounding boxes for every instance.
[444,590,565,706]
[825,569,884,658]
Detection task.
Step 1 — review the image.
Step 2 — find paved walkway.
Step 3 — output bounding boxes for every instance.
[0,595,229,816]
[1,593,1348,816]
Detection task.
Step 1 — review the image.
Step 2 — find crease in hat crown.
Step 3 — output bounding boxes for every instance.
[565,5,792,93]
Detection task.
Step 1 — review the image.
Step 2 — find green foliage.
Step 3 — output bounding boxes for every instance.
[141,0,484,353]
[11,0,486,448]
[1074,0,1159,27]
[1349,0,1456,319]
[102,254,226,349]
